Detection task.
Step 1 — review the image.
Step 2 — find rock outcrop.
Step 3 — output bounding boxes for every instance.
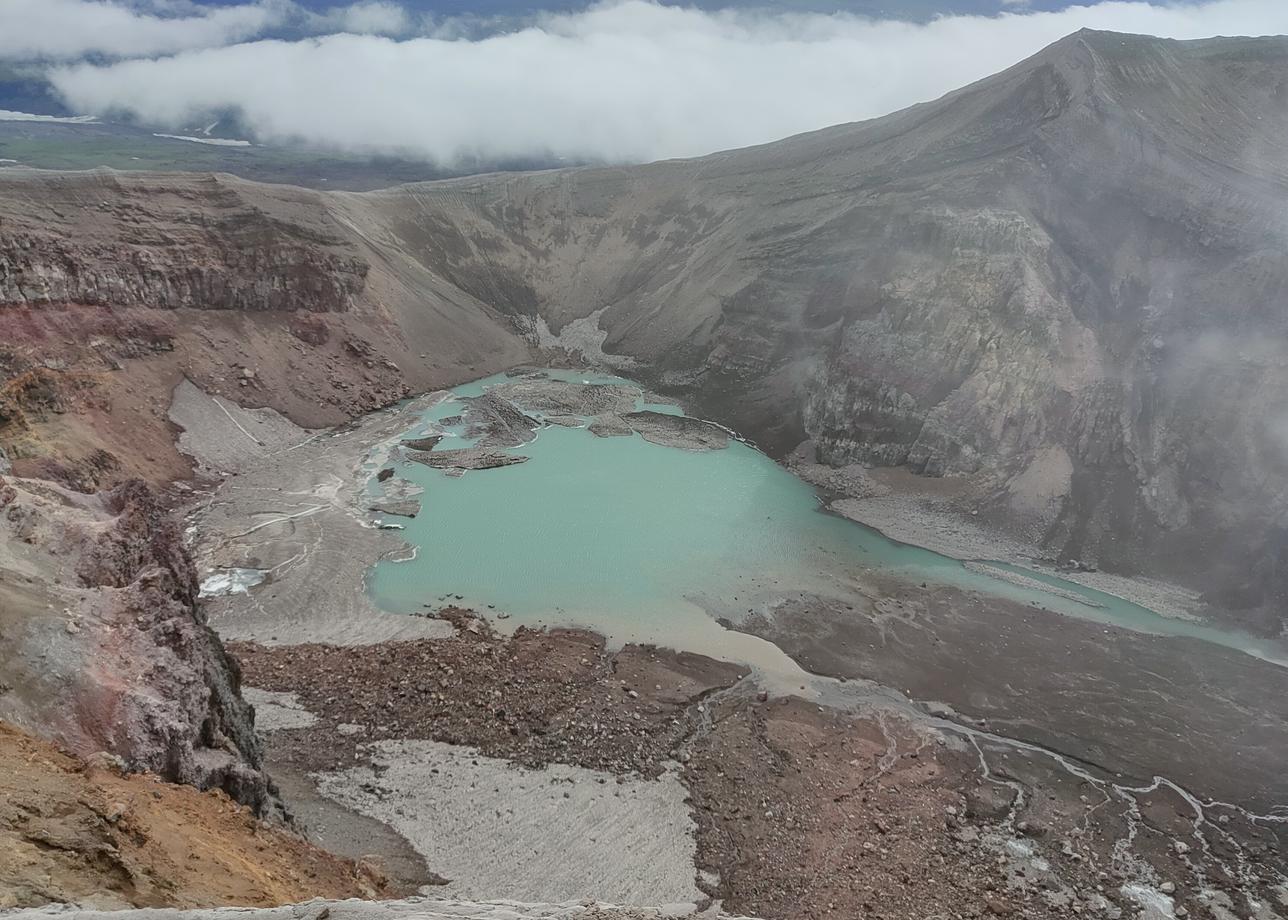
[0,723,396,910]
[0,171,531,488]
[0,474,275,814]
[0,171,365,313]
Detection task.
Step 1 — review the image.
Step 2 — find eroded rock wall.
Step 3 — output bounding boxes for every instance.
[0,474,275,814]
[0,171,531,489]
[0,171,366,313]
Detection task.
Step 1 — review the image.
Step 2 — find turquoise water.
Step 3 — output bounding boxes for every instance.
[366,371,1287,669]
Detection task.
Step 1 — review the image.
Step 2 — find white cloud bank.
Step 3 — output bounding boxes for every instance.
[328,1,412,36]
[0,0,421,61]
[0,0,284,60]
[38,0,1288,165]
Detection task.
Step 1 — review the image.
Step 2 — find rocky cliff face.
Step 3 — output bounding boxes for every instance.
[0,474,276,814]
[0,170,531,489]
[0,170,529,817]
[0,171,366,313]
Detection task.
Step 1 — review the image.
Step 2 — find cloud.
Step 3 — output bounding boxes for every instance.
[0,0,417,61]
[41,0,1288,165]
[0,0,286,61]
[320,1,414,36]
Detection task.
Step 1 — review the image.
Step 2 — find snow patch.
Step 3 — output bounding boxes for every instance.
[1121,883,1175,919]
[532,309,636,370]
[315,738,704,904]
[0,109,96,123]
[154,133,252,147]
[199,567,266,597]
[1004,838,1035,858]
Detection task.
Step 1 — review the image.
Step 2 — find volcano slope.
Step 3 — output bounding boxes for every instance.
[332,29,1288,636]
[0,722,397,910]
[1,24,1288,920]
[4,30,1288,633]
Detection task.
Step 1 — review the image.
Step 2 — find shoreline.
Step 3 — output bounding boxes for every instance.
[186,365,1280,666]
[785,449,1210,625]
[182,370,1288,803]
[185,387,456,647]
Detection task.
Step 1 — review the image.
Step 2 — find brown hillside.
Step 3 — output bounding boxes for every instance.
[0,722,401,910]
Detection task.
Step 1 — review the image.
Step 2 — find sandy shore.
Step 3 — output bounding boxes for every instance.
[962,561,1104,608]
[833,492,1205,621]
[182,386,454,646]
[788,450,1207,623]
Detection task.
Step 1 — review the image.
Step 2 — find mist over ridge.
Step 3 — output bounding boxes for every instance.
[1,0,1281,165]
